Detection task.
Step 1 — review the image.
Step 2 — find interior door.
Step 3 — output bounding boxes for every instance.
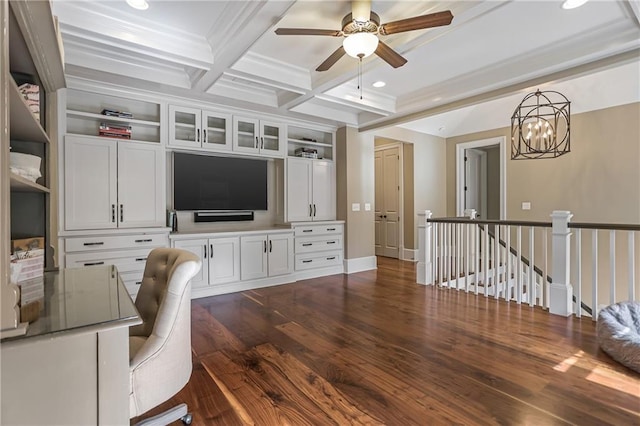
[464,148,486,219]
[374,146,400,258]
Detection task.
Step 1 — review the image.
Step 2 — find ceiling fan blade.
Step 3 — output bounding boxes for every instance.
[352,0,372,22]
[316,46,346,72]
[375,41,407,68]
[379,10,453,35]
[275,28,342,36]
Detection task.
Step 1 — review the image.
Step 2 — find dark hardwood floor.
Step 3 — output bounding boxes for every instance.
[134,257,640,425]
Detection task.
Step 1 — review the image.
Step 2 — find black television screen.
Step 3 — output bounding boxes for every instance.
[173,153,267,211]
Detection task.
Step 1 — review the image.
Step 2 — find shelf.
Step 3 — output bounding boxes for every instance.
[206,127,225,133]
[66,133,161,145]
[10,173,50,193]
[174,122,196,129]
[9,79,49,144]
[67,110,160,127]
[237,131,255,137]
[263,135,279,140]
[288,138,333,148]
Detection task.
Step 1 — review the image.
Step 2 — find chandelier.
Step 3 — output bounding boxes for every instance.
[511,89,571,159]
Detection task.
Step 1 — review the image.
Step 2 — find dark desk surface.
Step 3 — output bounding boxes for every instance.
[1,265,140,344]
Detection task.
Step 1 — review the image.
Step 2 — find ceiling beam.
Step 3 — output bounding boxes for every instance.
[359,48,640,133]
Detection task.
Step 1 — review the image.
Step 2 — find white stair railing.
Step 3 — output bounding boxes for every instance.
[419,210,640,320]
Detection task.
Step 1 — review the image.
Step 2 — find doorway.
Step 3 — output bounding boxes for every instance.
[456,137,506,219]
[374,145,401,258]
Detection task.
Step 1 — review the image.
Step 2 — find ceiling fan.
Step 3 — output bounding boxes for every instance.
[274,0,453,72]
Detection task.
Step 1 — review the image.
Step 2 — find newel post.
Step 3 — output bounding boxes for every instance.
[550,211,574,316]
[424,210,433,285]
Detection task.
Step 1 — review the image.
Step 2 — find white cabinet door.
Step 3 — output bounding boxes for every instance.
[209,237,240,285]
[117,142,165,228]
[172,239,209,288]
[233,116,259,154]
[259,121,285,158]
[202,110,232,151]
[65,135,117,230]
[286,158,313,222]
[268,233,294,277]
[240,235,267,280]
[312,161,335,221]
[169,105,202,148]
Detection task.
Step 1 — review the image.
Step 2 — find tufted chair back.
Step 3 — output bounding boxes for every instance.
[128,248,201,419]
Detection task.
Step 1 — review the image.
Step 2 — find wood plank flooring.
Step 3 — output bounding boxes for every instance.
[133,257,640,425]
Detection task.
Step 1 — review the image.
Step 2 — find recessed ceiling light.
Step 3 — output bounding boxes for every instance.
[562,0,588,9]
[126,0,149,10]
[372,81,386,88]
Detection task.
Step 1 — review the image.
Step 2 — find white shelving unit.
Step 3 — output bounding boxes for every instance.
[66,89,162,143]
[287,125,335,161]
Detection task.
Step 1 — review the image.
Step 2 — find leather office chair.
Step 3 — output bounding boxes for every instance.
[129,248,202,426]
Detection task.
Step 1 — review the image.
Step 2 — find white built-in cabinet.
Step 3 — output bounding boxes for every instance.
[240,233,294,280]
[286,158,335,222]
[64,134,165,230]
[168,105,232,151]
[173,236,240,288]
[233,116,285,157]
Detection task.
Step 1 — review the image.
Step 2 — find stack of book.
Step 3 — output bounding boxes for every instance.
[295,147,319,159]
[101,108,133,119]
[99,122,132,139]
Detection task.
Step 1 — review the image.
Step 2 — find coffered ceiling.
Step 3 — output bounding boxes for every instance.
[52,0,640,136]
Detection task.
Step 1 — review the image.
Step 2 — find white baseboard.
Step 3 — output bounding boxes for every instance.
[402,248,417,262]
[343,256,377,274]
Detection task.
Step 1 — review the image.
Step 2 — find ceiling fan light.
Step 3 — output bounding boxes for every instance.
[562,0,589,9]
[126,0,149,10]
[343,32,379,58]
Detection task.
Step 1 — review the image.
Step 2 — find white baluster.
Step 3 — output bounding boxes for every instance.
[456,223,461,290]
[529,227,535,307]
[484,223,489,297]
[423,210,433,285]
[543,228,549,309]
[517,226,523,304]
[440,222,444,286]
[465,222,470,292]
[506,225,511,302]
[494,225,500,299]
[474,224,480,295]
[576,229,582,318]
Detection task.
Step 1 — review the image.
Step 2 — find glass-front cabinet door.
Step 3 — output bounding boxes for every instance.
[202,110,232,151]
[260,121,285,157]
[233,116,259,154]
[169,105,201,148]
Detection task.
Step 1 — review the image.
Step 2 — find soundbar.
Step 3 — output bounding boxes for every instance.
[193,211,254,223]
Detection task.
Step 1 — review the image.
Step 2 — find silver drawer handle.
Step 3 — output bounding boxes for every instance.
[83,242,104,246]
[134,239,153,243]
[302,260,313,263]
[84,261,104,266]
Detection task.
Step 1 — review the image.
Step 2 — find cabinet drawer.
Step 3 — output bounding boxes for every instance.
[295,251,342,271]
[293,224,343,237]
[65,248,153,273]
[65,233,168,253]
[120,271,143,299]
[295,235,342,254]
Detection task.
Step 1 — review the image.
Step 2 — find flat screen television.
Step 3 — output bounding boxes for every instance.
[173,152,267,211]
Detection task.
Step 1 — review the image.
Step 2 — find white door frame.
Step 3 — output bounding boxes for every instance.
[465,148,488,219]
[456,136,506,219]
[374,143,404,259]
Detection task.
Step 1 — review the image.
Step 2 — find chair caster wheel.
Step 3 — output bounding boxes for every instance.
[181,413,192,425]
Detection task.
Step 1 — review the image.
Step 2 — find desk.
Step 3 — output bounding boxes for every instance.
[0,266,141,425]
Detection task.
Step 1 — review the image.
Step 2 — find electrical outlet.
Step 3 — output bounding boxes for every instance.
[352,203,361,212]
[522,202,531,210]
[364,203,371,211]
